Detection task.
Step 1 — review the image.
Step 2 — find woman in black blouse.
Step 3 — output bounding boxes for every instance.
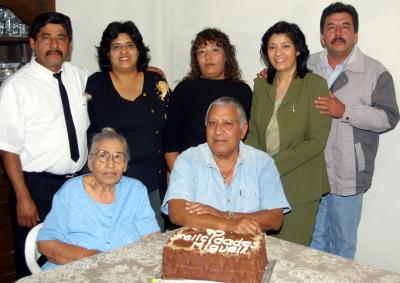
[85,21,169,231]
[164,28,252,170]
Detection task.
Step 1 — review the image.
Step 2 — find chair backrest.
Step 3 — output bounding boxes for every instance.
[24,223,43,274]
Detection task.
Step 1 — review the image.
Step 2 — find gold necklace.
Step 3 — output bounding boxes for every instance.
[222,165,235,181]
[219,154,239,183]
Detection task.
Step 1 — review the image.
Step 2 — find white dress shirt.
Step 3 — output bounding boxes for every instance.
[0,59,90,174]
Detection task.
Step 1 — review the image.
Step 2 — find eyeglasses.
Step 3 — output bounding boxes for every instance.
[110,42,136,52]
[92,150,126,164]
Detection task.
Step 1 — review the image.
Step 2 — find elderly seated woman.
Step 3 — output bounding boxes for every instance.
[37,127,160,270]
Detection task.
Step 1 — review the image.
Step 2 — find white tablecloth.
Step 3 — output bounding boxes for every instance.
[19,230,400,282]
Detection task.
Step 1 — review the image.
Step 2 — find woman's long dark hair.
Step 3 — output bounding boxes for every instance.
[261,21,310,84]
[185,28,243,81]
[97,21,150,72]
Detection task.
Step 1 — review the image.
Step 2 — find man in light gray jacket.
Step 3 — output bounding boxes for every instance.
[309,2,399,259]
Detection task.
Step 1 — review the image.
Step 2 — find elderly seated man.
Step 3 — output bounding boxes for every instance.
[37,128,160,270]
[161,97,290,234]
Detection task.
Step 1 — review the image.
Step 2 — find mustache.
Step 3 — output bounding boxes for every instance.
[331,37,346,44]
[45,50,63,57]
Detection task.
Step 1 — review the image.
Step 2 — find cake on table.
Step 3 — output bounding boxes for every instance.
[162,227,268,283]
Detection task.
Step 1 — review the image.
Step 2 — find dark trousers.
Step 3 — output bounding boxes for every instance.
[8,172,67,279]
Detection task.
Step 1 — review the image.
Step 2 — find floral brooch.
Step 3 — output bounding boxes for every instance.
[156,80,170,101]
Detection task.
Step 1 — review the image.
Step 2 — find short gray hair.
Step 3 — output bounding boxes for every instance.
[205,96,248,128]
[89,127,130,162]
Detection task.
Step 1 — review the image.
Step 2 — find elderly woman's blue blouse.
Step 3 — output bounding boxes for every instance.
[38,175,159,270]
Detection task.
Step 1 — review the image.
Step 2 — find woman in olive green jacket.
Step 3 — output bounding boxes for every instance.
[245,21,331,246]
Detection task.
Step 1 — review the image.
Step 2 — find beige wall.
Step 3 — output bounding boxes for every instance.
[57,0,400,272]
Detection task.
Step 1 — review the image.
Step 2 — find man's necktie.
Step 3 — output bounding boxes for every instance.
[53,72,80,162]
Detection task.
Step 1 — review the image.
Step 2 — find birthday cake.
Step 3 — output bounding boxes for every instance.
[162,227,267,282]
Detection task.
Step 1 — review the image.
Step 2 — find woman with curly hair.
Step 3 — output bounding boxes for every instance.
[85,21,170,231]
[246,21,331,245]
[164,28,252,170]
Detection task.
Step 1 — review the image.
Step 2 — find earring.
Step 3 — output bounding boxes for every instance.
[296,51,300,56]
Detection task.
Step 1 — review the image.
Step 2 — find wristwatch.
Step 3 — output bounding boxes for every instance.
[225,211,235,219]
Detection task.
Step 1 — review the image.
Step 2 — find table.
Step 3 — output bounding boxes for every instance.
[19,230,400,282]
